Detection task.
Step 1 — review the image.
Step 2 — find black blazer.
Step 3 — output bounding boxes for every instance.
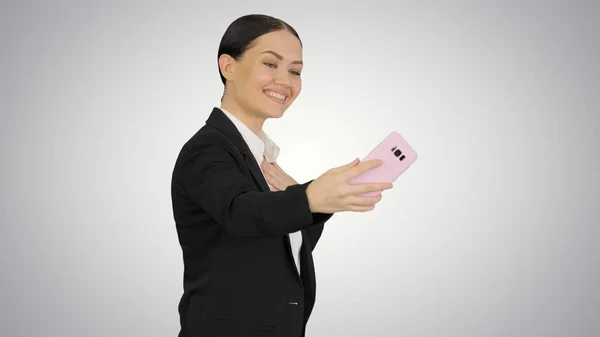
[171,107,333,337]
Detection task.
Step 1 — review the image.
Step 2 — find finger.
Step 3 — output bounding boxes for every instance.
[345,204,376,212]
[344,194,382,207]
[265,178,280,191]
[264,161,281,175]
[341,159,384,180]
[270,163,285,178]
[347,182,393,195]
[268,181,284,191]
[261,161,272,174]
[263,171,281,189]
[263,163,282,180]
[265,172,280,186]
[266,167,285,182]
[330,158,360,173]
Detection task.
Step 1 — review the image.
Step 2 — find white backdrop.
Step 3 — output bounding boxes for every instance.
[1,1,599,336]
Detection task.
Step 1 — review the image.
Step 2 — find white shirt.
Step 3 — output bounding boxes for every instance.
[218,107,303,275]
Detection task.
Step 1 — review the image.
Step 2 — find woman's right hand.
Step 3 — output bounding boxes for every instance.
[305,158,393,213]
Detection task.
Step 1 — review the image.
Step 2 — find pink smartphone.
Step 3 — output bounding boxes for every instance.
[349,131,418,196]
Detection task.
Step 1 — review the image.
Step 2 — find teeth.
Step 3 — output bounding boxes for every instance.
[265,91,286,101]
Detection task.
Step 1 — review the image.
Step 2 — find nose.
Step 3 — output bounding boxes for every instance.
[273,68,292,87]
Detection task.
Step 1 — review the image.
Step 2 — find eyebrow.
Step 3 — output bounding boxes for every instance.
[261,50,303,65]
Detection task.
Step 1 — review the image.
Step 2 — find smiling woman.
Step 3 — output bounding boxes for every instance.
[217,17,304,131]
[171,13,391,337]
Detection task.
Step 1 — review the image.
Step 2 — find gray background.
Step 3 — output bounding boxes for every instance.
[1,0,599,336]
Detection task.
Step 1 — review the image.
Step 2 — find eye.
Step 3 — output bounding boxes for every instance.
[290,70,301,76]
[264,62,277,68]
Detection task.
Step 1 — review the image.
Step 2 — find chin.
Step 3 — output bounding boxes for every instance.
[258,104,287,119]
[268,109,286,119]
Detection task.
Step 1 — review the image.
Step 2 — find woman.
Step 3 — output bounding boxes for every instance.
[171,14,393,337]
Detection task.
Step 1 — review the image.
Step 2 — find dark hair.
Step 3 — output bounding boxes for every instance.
[217,14,302,86]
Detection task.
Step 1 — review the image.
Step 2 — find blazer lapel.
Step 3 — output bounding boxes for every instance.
[205,107,270,192]
[205,107,302,282]
[243,153,271,193]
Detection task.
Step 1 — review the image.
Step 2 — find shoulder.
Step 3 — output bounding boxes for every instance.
[184,124,233,150]
[174,124,242,168]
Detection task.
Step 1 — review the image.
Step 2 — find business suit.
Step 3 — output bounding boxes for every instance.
[171,107,333,337]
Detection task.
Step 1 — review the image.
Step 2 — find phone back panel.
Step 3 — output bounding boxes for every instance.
[350,131,418,196]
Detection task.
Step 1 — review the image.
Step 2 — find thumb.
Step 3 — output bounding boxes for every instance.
[335,158,359,171]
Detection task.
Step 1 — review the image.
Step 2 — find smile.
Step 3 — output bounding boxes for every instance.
[264,90,287,104]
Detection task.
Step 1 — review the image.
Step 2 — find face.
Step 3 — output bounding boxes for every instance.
[219,30,303,119]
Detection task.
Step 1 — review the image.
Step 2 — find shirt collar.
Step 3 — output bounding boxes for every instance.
[218,107,280,163]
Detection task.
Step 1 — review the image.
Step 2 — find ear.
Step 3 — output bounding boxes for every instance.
[218,54,236,83]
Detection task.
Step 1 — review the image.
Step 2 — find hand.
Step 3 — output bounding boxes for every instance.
[261,160,298,191]
[305,158,393,213]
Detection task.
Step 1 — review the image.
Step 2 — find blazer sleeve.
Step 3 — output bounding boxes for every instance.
[173,140,316,238]
[291,180,333,252]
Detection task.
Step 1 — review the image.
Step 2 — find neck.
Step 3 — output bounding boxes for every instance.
[221,95,265,138]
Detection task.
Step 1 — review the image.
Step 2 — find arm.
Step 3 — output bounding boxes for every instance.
[173,141,315,237]
[304,213,331,252]
[261,161,334,251]
[289,180,334,252]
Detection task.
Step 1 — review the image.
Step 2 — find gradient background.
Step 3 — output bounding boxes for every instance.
[1,1,599,336]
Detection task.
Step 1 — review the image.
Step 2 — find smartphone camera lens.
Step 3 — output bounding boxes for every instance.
[394,149,402,157]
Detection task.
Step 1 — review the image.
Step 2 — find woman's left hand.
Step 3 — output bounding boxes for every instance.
[261,160,298,191]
